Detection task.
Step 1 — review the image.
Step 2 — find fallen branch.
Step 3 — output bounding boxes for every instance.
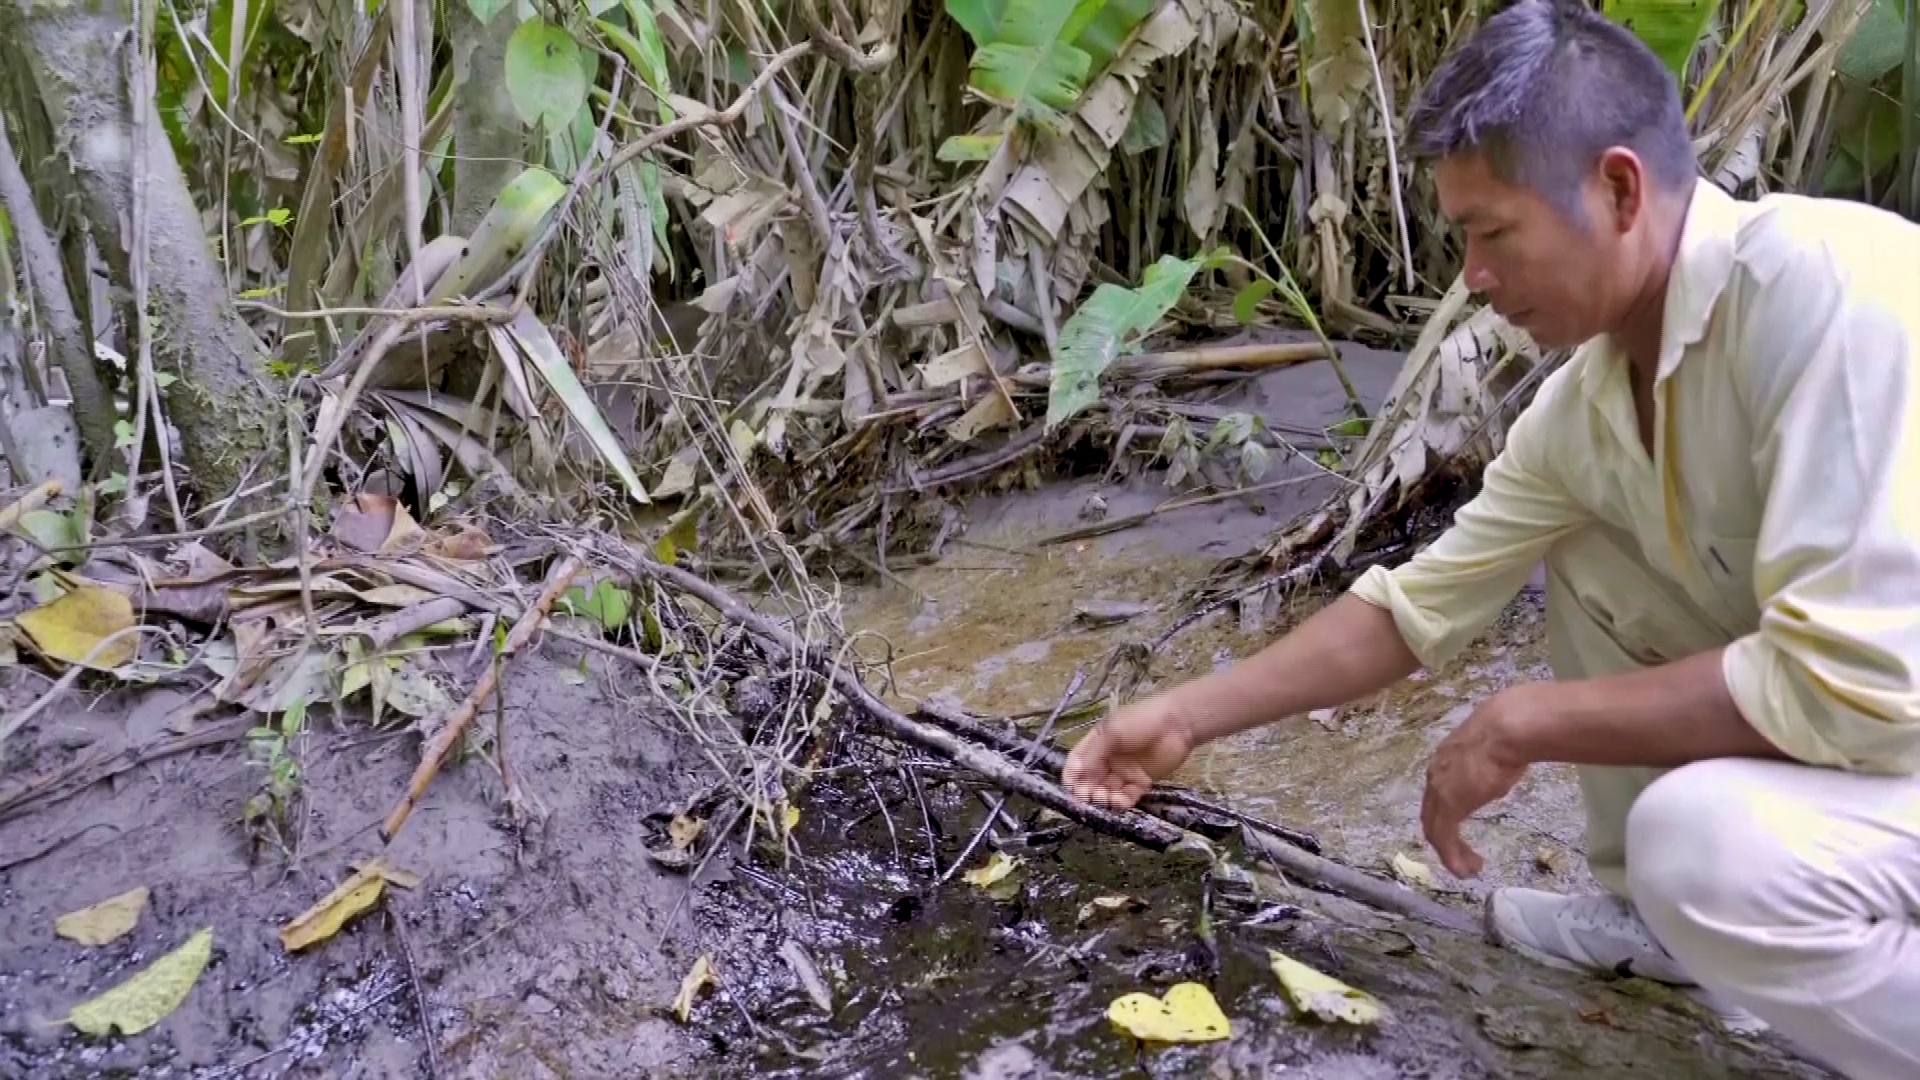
[624,550,1185,849]
[1033,475,1323,547]
[1240,824,1479,935]
[1114,341,1330,376]
[379,555,582,842]
[913,700,1322,854]
[0,716,252,824]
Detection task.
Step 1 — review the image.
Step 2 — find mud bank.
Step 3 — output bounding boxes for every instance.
[0,650,712,1078]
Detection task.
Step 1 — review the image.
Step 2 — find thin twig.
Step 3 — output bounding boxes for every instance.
[939,668,1086,884]
[380,556,582,841]
[1356,0,1415,292]
[384,902,443,1080]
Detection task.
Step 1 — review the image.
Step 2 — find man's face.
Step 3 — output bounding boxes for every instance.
[1434,152,1632,350]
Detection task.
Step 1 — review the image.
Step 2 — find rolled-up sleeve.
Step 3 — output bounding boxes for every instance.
[1350,369,1591,669]
[1725,228,1920,773]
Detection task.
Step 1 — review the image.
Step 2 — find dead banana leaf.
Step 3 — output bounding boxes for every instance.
[67,927,212,1037]
[279,861,388,952]
[55,886,150,946]
[17,585,136,669]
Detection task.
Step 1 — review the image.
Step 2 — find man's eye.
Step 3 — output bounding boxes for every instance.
[1474,226,1507,242]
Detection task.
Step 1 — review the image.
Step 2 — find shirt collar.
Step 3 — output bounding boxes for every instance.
[1575,177,1741,399]
[1655,177,1741,381]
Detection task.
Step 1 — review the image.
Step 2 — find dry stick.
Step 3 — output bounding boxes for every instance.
[630,556,1183,849]
[1114,341,1331,375]
[913,700,1323,855]
[0,716,253,823]
[1240,824,1478,936]
[379,556,582,842]
[0,478,61,532]
[1034,475,1323,548]
[365,596,471,651]
[384,903,443,1080]
[1355,0,1415,293]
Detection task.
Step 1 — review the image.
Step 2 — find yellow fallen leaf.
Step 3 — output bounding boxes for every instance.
[669,814,705,851]
[782,804,801,833]
[17,585,135,669]
[1391,853,1438,890]
[1267,948,1387,1025]
[1107,982,1233,1043]
[279,861,387,952]
[55,886,149,946]
[673,955,717,1022]
[961,851,1020,888]
[68,927,211,1036]
[349,858,423,890]
[1077,894,1146,924]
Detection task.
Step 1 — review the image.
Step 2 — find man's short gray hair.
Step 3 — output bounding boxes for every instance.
[1407,0,1698,214]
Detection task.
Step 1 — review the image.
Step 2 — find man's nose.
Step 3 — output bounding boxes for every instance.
[1463,247,1499,294]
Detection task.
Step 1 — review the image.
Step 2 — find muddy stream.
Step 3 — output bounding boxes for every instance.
[0,351,1832,1077]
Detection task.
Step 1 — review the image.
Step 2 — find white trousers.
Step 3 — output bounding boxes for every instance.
[1544,525,1920,1080]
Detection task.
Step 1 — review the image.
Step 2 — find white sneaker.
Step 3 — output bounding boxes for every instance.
[1484,887,1695,984]
[1486,888,1771,1035]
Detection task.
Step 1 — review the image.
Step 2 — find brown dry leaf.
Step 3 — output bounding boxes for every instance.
[946,392,1017,443]
[17,585,136,669]
[161,541,236,582]
[427,524,492,561]
[55,886,149,946]
[67,927,211,1037]
[279,861,388,952]
[332,493,400,554]
[358,583,440,607]
[378,502,428,555]
[672,955,717,1022]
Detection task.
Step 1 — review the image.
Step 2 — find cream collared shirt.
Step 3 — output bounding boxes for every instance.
[1350,178,1920,773]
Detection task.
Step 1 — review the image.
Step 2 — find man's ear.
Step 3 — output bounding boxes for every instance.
[1594,147,1647,235]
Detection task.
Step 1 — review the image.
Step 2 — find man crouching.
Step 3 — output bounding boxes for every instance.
[1062,1,1920,1077]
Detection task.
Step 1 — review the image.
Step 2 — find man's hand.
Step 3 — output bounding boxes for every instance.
[1421,686,1531,878]
[1062,692,1197,810]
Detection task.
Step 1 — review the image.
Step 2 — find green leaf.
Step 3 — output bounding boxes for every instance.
[1836,0,1907,84]
[564,580,634,629]
[654,503,701,566]
[946,0,1010,47]
[68,927,212,1036]
[1602,0,1722,79]
[1047,251,1212,428]
[114,419,136,449]
[1232,279,1277,324]
[620,0,673,93]
[1071,0,1154,72]
[506,19,590,131]
[968,0,1107,118]
[468,0,512,24]
[937,133,1005,161]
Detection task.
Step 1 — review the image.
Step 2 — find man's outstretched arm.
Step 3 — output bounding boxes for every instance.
[1062,594,1418,809]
